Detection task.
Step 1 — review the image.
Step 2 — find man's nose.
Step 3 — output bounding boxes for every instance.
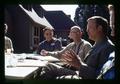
[68,33,71,38]
[68,34,70,38]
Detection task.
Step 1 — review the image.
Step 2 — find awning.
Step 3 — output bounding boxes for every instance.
[19,5,53,29]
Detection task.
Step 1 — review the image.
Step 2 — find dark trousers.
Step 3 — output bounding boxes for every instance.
[39,63,77,79]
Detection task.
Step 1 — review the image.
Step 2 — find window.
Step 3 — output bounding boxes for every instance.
[32,26,40,48]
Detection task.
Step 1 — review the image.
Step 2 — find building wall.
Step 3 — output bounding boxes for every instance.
[5,5,32,53]
[5,5,75,53]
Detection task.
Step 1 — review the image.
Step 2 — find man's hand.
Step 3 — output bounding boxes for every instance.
[60,49,81,70]
[40,49,49,56]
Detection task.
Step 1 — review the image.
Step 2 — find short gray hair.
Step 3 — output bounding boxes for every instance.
[87,16,108,35]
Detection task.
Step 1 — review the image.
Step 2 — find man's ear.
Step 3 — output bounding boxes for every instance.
[98,25,103,32]
[79,31,83,37]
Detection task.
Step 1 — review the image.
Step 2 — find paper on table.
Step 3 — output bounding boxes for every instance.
[38,56,60,61]
[26,56,60,62]
[15,60,48,67]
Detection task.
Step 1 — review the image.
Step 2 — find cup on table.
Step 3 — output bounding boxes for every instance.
[17,54,26,62]
[8,54,17,67]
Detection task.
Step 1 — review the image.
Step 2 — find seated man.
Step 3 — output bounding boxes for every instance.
[39,16,114,79]
[4,23,14,53]
[39,26,92,79]
[57,16,115,79]
[58,51,115,79]
[37,27,62,54]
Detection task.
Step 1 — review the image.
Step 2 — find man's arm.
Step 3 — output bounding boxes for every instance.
[78,64,96,79]
[78,43,92,61]
[48,43,74,59]
[79,45,115,79]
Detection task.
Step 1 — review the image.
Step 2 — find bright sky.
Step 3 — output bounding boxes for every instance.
[41,5,78,21]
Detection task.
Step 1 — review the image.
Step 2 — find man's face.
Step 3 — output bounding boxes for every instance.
[44,30,53,40]
[68,28,82,40]
[86,19,98,41]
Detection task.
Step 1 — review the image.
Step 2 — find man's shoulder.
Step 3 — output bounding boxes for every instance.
[5,36,11,41]
[102,39,114,49]
[66,42,75,47]
[5,36,9,39]
[82,39,92,46]
[95,39,114,54]
[53,38,62,44]
[107,39,115,47]
[53,38,60,42]
[39,40,46,45]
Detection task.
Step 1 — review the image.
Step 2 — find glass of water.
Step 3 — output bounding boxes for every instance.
[8,54,17,67]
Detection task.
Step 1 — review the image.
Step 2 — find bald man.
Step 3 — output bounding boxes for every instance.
[39,26,92,79]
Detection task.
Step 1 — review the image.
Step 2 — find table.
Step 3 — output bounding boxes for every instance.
[5,53,60,80]
[5,67,39,79]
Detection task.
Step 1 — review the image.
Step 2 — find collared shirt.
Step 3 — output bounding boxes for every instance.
[37,38,62,54]
[79,37,115,79]
[48,39,92,61]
